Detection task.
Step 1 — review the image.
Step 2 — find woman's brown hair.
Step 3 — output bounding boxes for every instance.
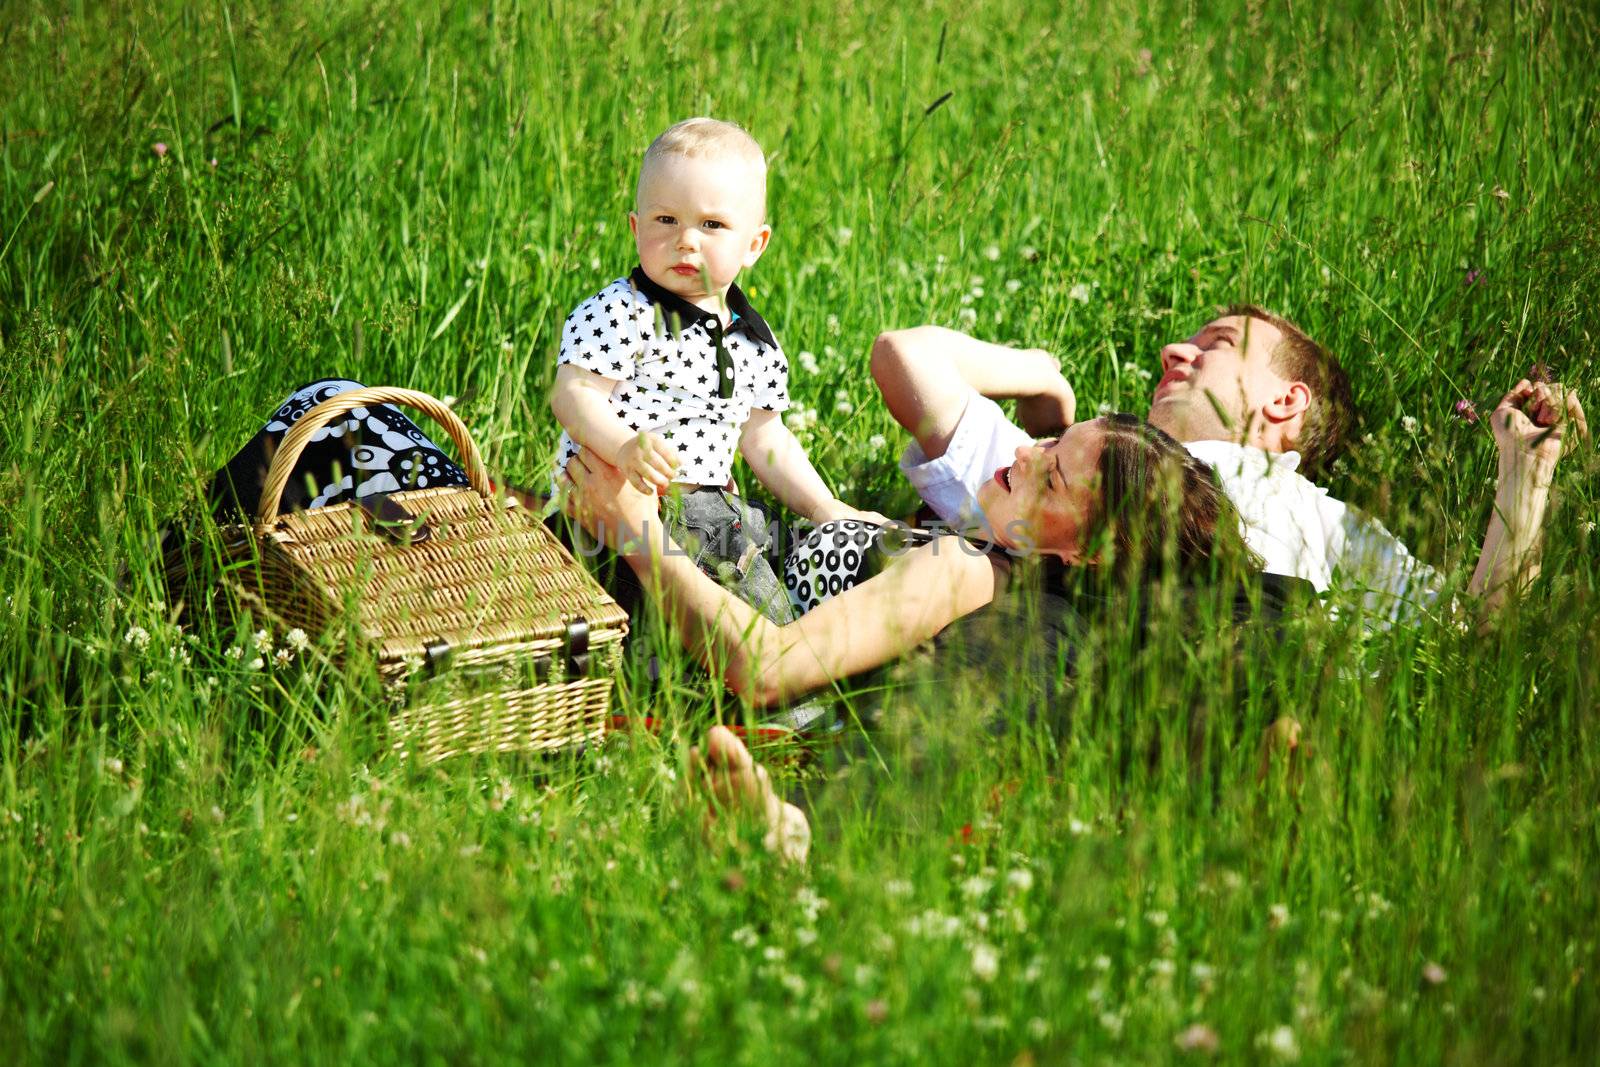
[1093,413,1259,580]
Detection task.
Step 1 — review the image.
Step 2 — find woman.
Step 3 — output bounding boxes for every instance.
[561,412,1251,707]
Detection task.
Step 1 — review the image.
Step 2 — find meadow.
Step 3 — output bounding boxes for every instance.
[3,0,1599,1062]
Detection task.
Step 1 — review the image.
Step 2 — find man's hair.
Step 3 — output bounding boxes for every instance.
[638,117,767,211]
[1226,304,1354,474]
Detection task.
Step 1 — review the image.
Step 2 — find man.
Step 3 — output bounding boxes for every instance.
[869,309,1586,621]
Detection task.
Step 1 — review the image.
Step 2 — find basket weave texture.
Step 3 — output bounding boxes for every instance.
[177,387,627,763]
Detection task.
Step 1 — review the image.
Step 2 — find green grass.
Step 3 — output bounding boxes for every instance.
[3,0,1599,1062]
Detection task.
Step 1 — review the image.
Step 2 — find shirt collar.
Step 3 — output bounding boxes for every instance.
[628,266,777,348]
[1183,438,1303,475]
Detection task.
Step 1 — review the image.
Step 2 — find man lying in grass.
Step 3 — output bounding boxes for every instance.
[869,308,1588,623]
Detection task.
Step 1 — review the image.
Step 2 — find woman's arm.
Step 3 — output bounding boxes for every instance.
[563,449,1000,705]
[870,326,1076,458]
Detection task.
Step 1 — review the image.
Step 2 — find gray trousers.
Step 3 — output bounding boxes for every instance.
[662,487,797,626]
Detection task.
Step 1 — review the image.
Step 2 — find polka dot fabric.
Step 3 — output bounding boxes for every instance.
[783,520,884,615]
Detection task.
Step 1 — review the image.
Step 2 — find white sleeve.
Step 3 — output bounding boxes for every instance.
[898,391,1032,528]
[1334,507,1443,625]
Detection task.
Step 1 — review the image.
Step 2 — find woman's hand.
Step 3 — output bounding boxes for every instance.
[560,446,664,556]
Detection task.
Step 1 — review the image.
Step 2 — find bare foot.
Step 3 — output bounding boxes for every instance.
[692,725,811,864]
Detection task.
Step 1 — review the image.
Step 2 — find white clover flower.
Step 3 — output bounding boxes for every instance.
[763,945,786,963]
[1098,1011,1124,1037]
[826,314,841,335]
[795,926,818,947]
[836,226,853,244]
[971,943,1000,982]
[1069,282,1093,303]
[501,338,515,352]
[1069,816,1091,835]
[1145,909,1169,927]
[1580,520,1595,535]
[834,398,854,414]
[102,756,124,775]
[251,628,272,654]
[1258,1025,1300,1061]
[1092,954,1112,972]
[123,625,151,651]
[868,433,887,451]
[1005,278,1022,293]
[1005,868,1034,893]
[796,886,828,922]
[1190,961,1216,985]
[959,307,978,324]
[1174,1023,1220,1053]
[225,645,244,661]
[1150,958,1177,977]
[285,628,310,653]
[961,875,993,899]
[883,879,913,898]
[1269,903,1291,929]
[1401,415,1419,434]
[594,220,607,234]
[970,285,985,299]
[247,656,265,671]
[390,830,412,848]
[797,350,820,375]
[732,925,759,948]
[210,805,225,823]
[983,244,1001,261]
[274,647,293,668]
[1020,245,1038,261]
[1028,1017,1049,1040]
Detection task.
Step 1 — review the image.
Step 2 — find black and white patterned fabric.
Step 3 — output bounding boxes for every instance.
[208,378,470,519]
[555,266,790,487]
[783,520,1012,615]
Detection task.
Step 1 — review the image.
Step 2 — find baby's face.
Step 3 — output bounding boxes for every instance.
[630,153,770,311]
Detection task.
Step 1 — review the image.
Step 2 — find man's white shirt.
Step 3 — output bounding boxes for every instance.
[1181,440,1440,619]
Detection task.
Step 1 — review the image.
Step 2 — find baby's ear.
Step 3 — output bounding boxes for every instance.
[627,211,639,236]
[743,223,772,268]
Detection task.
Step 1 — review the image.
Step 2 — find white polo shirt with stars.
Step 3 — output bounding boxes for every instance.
[555,266,790,487]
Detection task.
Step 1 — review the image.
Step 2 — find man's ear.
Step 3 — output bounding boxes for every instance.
[742,223,772,268]
[1265,381,1311,425]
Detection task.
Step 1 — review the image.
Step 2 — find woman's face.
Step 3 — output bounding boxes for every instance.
[976,418,1106,561]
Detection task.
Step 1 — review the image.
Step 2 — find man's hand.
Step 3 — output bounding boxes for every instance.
[560,446,664,555]
[1492,378,1588,472]
[1014,357,1076,437]
[614,431,681,495]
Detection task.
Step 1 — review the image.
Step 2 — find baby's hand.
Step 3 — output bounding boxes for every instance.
[615,431,680,495]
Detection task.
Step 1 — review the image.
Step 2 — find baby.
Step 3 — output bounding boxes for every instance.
[551,117,875,623]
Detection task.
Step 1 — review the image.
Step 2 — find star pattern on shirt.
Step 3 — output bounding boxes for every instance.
[554,275,789,485]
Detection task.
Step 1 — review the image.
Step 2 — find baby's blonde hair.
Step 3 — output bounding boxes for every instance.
[637,117,767,212]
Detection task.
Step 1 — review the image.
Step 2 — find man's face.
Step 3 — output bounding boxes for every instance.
[630,153,770,311]
[1145,315,1290,446]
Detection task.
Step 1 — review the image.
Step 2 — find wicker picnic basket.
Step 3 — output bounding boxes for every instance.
[174,387,628,763]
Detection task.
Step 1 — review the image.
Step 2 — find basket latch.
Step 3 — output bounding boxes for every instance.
[562,617,591,678]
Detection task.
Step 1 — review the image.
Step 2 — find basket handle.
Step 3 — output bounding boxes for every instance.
[257,386,493,525]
